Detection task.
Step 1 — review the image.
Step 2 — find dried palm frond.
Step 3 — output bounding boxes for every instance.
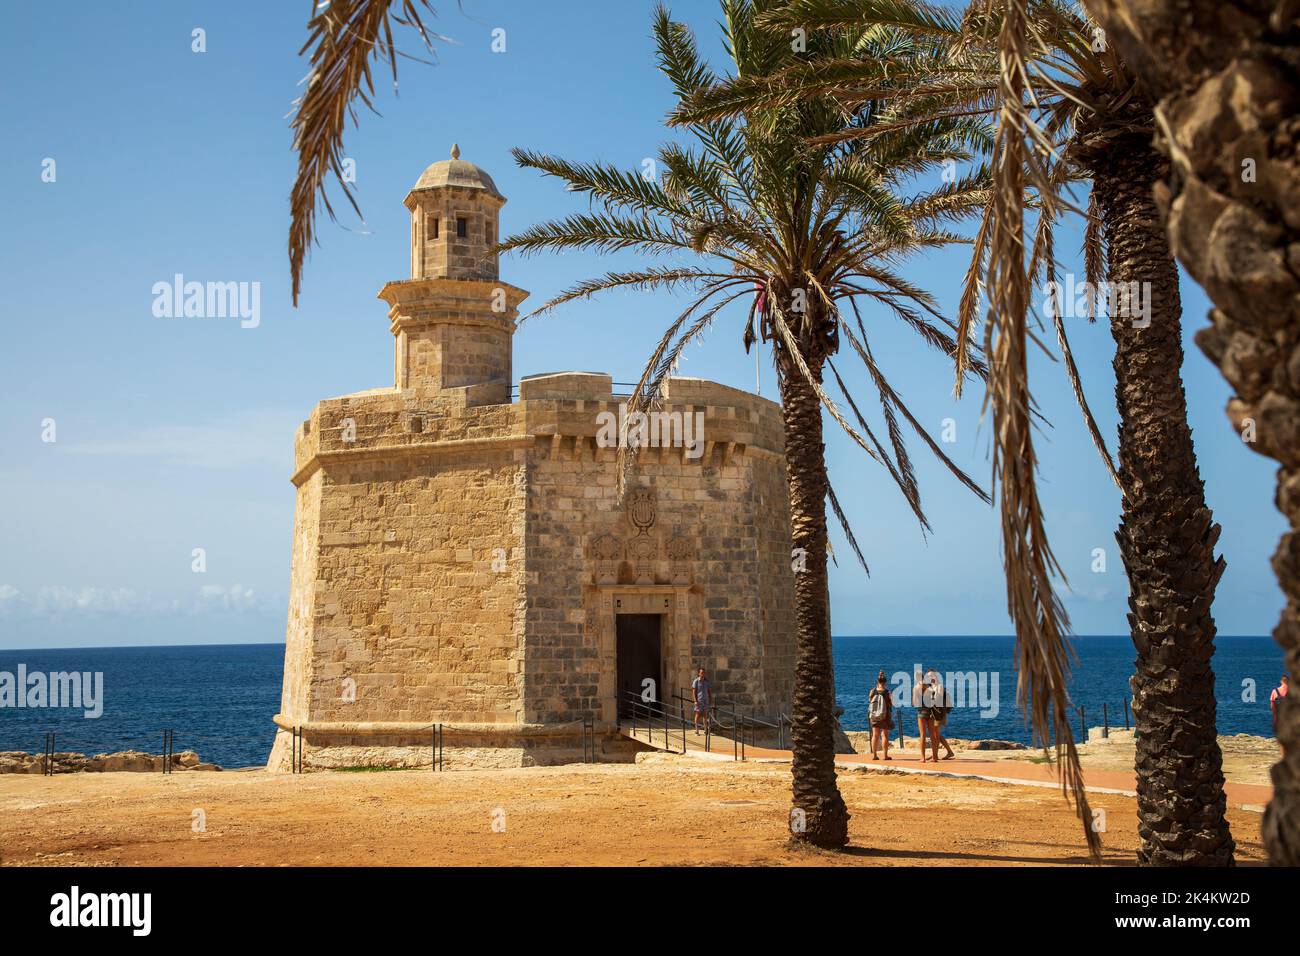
[288,0,445,306]
[979,0,1100,860]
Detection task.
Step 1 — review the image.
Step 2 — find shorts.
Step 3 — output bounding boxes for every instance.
[869,716,893,730]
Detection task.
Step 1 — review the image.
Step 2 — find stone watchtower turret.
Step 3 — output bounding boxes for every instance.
[377,144,528,402]
[269,149,798,773]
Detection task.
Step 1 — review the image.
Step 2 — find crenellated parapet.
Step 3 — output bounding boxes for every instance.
[289,371,786,488]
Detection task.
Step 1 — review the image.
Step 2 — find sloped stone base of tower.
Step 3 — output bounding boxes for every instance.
[267,723,644,772]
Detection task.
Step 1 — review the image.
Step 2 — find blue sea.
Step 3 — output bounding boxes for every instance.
[0,636,1283,767]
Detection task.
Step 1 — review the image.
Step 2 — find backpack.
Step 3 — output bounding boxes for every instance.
[869,690,887,720]
[932,686,952,720]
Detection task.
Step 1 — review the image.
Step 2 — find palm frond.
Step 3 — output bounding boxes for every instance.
[511,148,693,220]
[982,0,1099,861]
[829,358,930,530]
[827,479,871,575]
[758,0,965,36]
[520,269,741,323]
[288,0,444,306]
[497,211,699,259]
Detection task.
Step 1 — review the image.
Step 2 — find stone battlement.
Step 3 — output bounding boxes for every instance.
[289,373,786,486]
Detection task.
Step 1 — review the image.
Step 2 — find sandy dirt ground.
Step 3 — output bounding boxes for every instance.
[0,753,1267,867]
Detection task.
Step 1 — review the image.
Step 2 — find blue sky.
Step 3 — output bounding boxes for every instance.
[0,0,1286,648]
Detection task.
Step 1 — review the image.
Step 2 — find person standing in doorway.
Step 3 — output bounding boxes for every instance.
[692,667,712,734]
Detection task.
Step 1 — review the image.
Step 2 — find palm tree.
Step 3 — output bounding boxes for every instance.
[497,1,994,848]
[933,0,1236,869]
[1079,0,1300,868]
[674,0,1237,863]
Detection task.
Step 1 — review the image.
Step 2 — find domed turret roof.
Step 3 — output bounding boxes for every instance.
[411,144,503,198]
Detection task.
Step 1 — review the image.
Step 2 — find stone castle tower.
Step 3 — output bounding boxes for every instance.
[269,149,797,771]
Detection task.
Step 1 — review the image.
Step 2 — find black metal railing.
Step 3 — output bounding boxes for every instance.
[679,688,791,756]
[431,724,444,772]
[618,690,688,755]
[509,381,644,401]
[670,690,712,752]
[161,729,175,774]
[292,725,303,773]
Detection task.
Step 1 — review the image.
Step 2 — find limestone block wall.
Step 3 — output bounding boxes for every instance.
[515,374,796,724]
[409,184,501,281]
[276,468,323,727]
[397,320,513,393]
[277,387,529,733]
[270,371,797,770]
[754,452,797,710]
[307,451,526,725]
[381,277,525,393]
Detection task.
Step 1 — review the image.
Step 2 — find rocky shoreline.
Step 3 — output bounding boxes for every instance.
[0,749,221,774]
[844,731,1027,753]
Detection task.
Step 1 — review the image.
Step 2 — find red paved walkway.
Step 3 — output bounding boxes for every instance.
[626,727,1272,811]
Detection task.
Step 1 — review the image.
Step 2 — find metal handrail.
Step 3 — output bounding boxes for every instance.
[618,690,688,754]
[676,688,760,758]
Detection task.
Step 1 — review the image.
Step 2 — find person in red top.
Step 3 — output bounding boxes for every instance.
[1271,675,1289,730]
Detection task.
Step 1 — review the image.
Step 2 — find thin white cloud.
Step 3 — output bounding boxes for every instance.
[0,584,279,618]
[197,583,261,611]
[63,409,296,471]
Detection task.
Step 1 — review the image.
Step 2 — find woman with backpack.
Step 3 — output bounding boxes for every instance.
[868,670,894,760]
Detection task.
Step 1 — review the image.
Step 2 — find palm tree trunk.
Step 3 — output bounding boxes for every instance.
[1086,137,1235,865]
[1082,0,1300,865]
[776,348,850,849]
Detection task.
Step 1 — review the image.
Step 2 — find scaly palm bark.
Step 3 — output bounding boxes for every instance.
[779,324,851,846]
[1076,114,1235,865]
[1081,0,1300,865]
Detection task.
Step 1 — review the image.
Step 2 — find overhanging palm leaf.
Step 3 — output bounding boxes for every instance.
[288,0,446,306]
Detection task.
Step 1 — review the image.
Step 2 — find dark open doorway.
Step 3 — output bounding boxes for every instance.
[616,613,663,716]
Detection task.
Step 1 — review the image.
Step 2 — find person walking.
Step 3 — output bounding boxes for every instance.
[868,670,894,760]
[927,669,956,760]
[691,667,711,735]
